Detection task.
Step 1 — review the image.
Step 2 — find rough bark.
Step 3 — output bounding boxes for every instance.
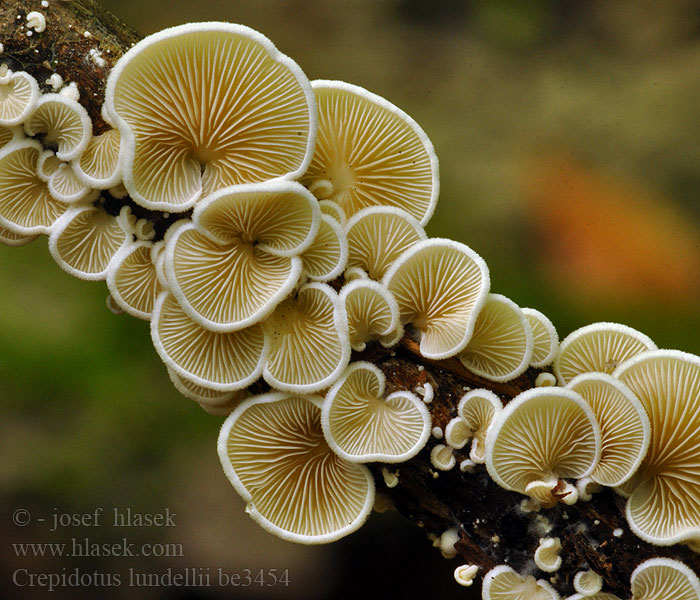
[2,2,698,598]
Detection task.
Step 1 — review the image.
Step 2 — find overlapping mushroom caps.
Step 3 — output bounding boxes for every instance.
[301,80,438,225]
[300,214,347,282]
[613,350,700,547]
[482,565,559,600]
[522,308,558,368]
[445,389,503,464]
[630,558,700,600]
[340,279,402,351]
[321,362,431,463]
[72,127,123,189]
[218,393,374,543]
[104,22,317,212]
[167,368,247,416]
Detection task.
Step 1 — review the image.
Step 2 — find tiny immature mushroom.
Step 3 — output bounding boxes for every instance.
[437,527,460,559]
[573,570,603,596]
[26,12,47,33]
[453,388,503,462]
[340,279,402,351]
[381,467,399,488]
[535,372,557,387]
[454,564,479,587]
[630,557,700,600]
[482,565,560,600]
[534,537,562,573]
[522,307,559,368]
[430,444,456,471]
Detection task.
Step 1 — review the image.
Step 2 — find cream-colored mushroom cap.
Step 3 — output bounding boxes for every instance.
[482,565,560,600]
[456,389,503,463]
[152,292,267,392]
[165,181,319,332]
[614,350,700,546]
[302,80,438,225]
[345,206,427,281]
[301,214,347,282]
[167,367,247,410]
[0,124,22,148]
[485,387,601,504]
[522,308,559,368]
[72,128,123,189]
[340,279,402,351]
[566,594,621,600]
[107,241,165,319]
[554,322,656,385]
[0,225,37,247]
[573,570,603,596]
[263,282,350,394]
[384,238,490,360]
[630,558,700,600]
[218,393,375,544]
[566,373,650,487]
[0,68,39,126]
[0,140,68,235]
[459,294,533,382]
[318,199,346,226]
[48,203,130,281]
[430,444,456,471]
[321,362,431,463]
[24,94,91,162]
[105,22,316,212]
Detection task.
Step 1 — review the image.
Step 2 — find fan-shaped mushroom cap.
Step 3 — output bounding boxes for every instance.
[0,68,39,126]
[566,372,650,487]
[0,140,68,235]
[630,558,700,600]
[48,203,130,280]
[321,361,431,463]
[318,199,346,226]
[302,80,438,225]
[0,124,22,149]
[0,225,37,247]
[24,94,91,161]
[459,294,533,382]
[554,322,656,385]
[340,279,402,351]
[165,181,319,332]
[457,389,503,463]
[167,367,247,410]
[48,163,92,204]
[263,282,350,393]
[301,214,347,282]
[523,308,559,368]
[482,565,560,600]
[105,22,316,212]
[613,350,700,546]
[485,387,601,505]
[573,570,603,596]
[534,537,562,572]
[384,238,490,360]
[72,128,123,189]
[218,393,375,544]
[430,444,456,471]
[345,206,427,281]
[107,241,165,319]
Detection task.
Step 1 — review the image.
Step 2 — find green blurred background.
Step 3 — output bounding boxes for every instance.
[3,1,700,598]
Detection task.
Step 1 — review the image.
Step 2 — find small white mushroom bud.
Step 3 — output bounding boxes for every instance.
[454,564,479,587]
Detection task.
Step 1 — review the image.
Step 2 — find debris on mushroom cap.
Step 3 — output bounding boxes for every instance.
[457,389,503,463]
[454,564,479,587]
[430,444,456,471]
[321,361,431,463]
[459,293,534,382]
[340,279,402,352]
[167,367,247,411]
[48,203,130,281]
[573,570,603,596]
[165,181,319,332]
[105,22,317,212]
[485,387,601,505]
[482,565,560,600]
[318,199,346,226]
[300,214,348,282]
[554,322,656,385]
[0,140,68,235]
[23,94,91,162]
[522,308,559,368]
[566,372,650,487]
[345,206,427,280]
[534,537,562,572]
[72,129,123,189]
[613,349,700,546]
[106,241,165,320]
[0,69,39,126]
[263,282,350,394]
[0,224,37,247]
[218,393,374,544]
[151,292,268,391]
[630,557,700,600]
[301,79,439,225]
[384,238,490,360]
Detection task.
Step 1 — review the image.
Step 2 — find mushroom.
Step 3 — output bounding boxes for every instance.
[301,79,438,225]
[459,293,534,382]
[0,124,22,149]
[482,565,560,600]
[318,199,346,226]
[454,388,503,463]
[218,392,375,543]
[454,564,479,587]
[566,372,650,488]
[339,279,403,351]
[430,444,456,471]
[165,181,319,332]
[72,128,123,189]
[534,537,562,572]
[263,282,350,394]
[345,206,427,280]
[383,238,490,359]
[167,367,247,415]
[104,22,316,212]
[573,570,603,596]
[321,361,431,463]
[485,387,601,507]
[522,308,559,368]
[0,225,37,247]
[554,322,656,385]
[630,557,700,600]
[300,214,348,282]
[151,292,268,392]
[0,67,39,126]
[613,350,700,547]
